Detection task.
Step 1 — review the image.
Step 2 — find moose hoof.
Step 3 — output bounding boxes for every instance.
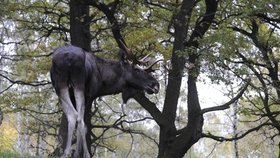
[62,154,71,158]
[84,152,91,158]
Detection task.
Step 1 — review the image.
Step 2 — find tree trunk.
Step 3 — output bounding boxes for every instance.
[69,0,92,156]
[158,0,217,157]
[52,114,68,156]
[52,0,92,157]
[69,0,91,51]
[233,102,239,158]
[157,0,195,157]
[0,107,3,127]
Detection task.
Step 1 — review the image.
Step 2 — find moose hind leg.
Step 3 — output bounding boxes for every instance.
[73,88,90,158]
[59,88,78,158]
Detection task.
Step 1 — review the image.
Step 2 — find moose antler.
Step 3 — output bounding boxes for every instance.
[144,59,164,73]
[118,40,142,65]
[118,39,162,72]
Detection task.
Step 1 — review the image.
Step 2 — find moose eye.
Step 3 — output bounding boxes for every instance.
[150,71,157,77]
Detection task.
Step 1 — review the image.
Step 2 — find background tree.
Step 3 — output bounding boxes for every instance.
[199,0,280,157]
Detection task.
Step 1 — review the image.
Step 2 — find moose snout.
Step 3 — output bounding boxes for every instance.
[153,82,159,93]
[147,82,159,94]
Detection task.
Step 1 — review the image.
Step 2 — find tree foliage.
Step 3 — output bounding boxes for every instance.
[0,0,280,157]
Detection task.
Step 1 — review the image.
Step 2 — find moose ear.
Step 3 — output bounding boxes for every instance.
[119,49,127,63]
[120,49,132,66]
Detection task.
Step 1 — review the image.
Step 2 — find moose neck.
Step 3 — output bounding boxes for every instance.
[92,56,127,97]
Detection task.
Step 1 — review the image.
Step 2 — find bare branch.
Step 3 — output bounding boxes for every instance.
[0,73,51,87]
[144,0,173,11]
[201,81,250,114]
[202,122,273,142]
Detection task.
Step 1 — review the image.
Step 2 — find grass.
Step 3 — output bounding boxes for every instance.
[0,152,20,158]
[0,152,43,158]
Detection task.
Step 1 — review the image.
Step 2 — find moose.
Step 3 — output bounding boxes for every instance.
[50,44,159,158]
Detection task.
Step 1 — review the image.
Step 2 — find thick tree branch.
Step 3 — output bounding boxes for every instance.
[133,92,169,127]
[230,26,251,37]
[186,0,218,48]
[88,0,142,64]
[255,13,280,29]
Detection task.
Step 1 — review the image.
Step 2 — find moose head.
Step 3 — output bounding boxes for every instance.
[119,61,159,103]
